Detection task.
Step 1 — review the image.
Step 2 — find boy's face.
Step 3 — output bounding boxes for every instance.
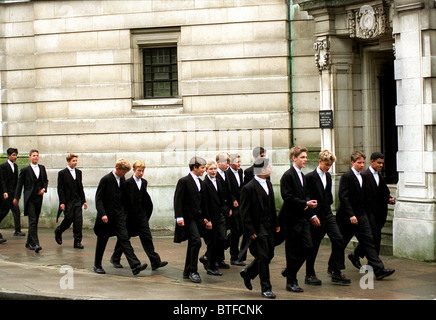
[134,167,145,179]
[29,152,39,165]
[192,164,206,177]
[255,152,265,160]
[371,158,384,172]
[217,160,229,171]
[67,157,78,169]
[319,160,333,173]
[230,158,240,170]
[115,168,129,178]
[293,152,307,170]
[8,152,17,163]
[207,164,217,178]
[261,163,272,178]
[352,157,365,172]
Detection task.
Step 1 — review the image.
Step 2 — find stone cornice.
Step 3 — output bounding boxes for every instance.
[299,0,373,11]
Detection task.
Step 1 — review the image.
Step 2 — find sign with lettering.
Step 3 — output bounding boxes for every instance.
[319,110,334,128]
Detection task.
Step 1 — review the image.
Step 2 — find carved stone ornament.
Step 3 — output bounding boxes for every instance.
[347,4,389,39]
[314,38,330,72]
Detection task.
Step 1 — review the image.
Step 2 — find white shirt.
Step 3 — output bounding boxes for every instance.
[316,167,327,189]
[112,170,121,187]
[369,166,380,186]
[351,167,363,188]
[67,165,76,180]
[217,168,226,181]
[207,175,218,191]
[230,167,240,187]
[133,175,142,190]
[176,173,201,223]
[190,172,201,191]
[31,164,40,179]
[7,160,14,173]
[254,175,269,195]
[293,164,304,186]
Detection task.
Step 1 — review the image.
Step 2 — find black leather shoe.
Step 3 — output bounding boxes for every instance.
[286,281,304,293]
[207,268,223,276]
[14,231,25,236]
[231,260,246,266]
[305,275,322,285]
[240,268,252,290]
[199,255,208,270]
[93,266,106,274]
[218,261,230,269]
[376,268,395,280]
[348,252,362,269]
[74,242,84,249]
[152,261,168,270]
[0,238,7,244]
[331,272,351,284]
[26,243,34,250]
[110,259,123,268]
[132,263,148,275]
[262,291,276,299]
[189,272,201,283]
[199,255,207,264]
[34,245,42,253]
[54,229,62,245]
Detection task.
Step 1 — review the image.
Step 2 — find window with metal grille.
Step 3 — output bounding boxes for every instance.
[143,47,178,98]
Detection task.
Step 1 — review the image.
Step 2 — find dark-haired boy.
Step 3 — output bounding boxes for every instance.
[240,158,279,299]
[174,156,211,283]
[337,151,394,280]
[278,146,318,293]
[351,152,395,266]
[55,153,87,249]
[13,149,48,253]
[0,147,24,240]
[243,146,266,185]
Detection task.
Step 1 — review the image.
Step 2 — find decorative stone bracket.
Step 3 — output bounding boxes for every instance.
[314,38,330,72]
[347,4,390,39]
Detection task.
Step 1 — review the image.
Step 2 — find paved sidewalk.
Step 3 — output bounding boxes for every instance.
[0,227,435,301]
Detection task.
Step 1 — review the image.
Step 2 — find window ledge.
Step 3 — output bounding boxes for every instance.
[133,98,182,108]
[132,98,183,115]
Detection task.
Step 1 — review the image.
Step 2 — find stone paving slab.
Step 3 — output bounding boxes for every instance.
[0,228,434,302]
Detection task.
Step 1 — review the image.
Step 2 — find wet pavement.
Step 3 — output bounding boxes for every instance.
[0,227,435,302]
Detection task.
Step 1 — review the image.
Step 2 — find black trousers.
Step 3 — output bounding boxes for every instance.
[354,213,383,256]
[228,208,243,261]
[337,214,385,274]
[94,215,141,270]
[26,195,43,246]
[245,225,274,293]
[0,194,21,232]
[183,219,202,274]
[283,221,313,282]
[204,215,227,269]
[56,201,83,242]
[111,217,161,268]
[306,214,345,275]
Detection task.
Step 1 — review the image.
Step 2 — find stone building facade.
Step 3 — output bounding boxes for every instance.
[0,0,292,230]
[0,0,434,261]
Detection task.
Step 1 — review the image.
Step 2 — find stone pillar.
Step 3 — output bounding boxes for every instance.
[393,0,436,261]
[314,34,355,173]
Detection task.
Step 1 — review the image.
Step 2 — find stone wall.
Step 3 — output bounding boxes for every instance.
[0,0,294,230]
